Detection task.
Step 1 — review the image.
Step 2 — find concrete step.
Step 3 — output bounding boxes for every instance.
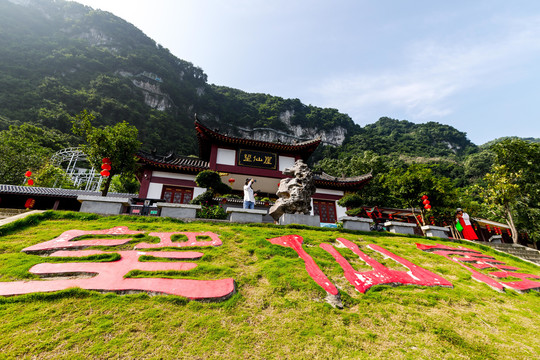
[0,210,45,227]
[502,250,540,256]
[480,242,540,265]
[0,208,29,219]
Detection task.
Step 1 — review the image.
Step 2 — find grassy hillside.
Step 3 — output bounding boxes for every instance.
[0,212,539,359]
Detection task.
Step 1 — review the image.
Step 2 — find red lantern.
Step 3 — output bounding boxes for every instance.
[425,204,432,210]
[421,195,428,200]
[25,171,32,177]
[27,179,34,186]
[228,178,235,183]
[25,198,35,209]
[486,225,491,232]
[507,229,511,236]
[423,199,430,205]
[101,158,111,175]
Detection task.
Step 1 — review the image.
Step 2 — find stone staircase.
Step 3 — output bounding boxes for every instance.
[0,209,45,227]
[482,242,540,266]
[0,208,29,220]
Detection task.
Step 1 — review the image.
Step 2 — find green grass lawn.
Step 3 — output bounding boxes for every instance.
[0,211,539,359]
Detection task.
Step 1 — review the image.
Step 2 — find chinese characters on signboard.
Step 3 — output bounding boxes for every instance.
[238,149,277,169]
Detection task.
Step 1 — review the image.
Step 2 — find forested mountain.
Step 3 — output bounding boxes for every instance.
[0,0,361,155]
[1,0,481,159]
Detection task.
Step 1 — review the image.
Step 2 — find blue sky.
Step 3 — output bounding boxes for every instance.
[75,0,540,145]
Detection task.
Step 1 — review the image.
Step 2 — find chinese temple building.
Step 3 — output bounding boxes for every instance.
[136,119,373,223]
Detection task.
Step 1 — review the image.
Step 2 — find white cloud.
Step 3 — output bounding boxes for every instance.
[311,15,540,123]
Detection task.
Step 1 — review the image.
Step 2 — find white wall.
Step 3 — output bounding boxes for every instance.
[194,187,206,198]
[279,156,295,171]
[336,202,347,219]
[152,171,196,181]
[315,188,344,196]
[147,183,164,199]
[216,148,236,166]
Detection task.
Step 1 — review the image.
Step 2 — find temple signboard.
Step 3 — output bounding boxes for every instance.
[238,149,277,170]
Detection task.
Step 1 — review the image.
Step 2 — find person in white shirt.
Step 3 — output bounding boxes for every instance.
[243,178,256,209]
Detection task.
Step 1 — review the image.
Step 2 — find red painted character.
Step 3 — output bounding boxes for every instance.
[455,208,478,240]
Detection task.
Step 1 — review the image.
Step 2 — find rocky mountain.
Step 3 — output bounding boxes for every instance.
[0,0,359,154]
[0,0,477,161]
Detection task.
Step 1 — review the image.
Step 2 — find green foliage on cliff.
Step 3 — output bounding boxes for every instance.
[341,117,478,158]
[0,0,361,156]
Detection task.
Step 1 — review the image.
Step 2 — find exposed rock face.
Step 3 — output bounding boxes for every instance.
[268,160,316,221]
[78,28,112,46]
[131,79,172,110]
[234,110,347,146]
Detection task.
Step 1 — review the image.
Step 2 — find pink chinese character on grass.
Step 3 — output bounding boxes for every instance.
[22,226,144,254]
[321,238,452,293]
[135,232,222,249]
[267,235,338,295]
[0,228,235,300]
[417,243,540,293]
[267,235,451,296]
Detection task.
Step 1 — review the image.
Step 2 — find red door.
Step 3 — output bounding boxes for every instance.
[313,200,337,223]
[161,186,193,204]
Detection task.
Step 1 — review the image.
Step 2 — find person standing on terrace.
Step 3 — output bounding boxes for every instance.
[243,178,256,209]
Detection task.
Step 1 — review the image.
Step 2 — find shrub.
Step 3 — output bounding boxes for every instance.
[197,204,227,220]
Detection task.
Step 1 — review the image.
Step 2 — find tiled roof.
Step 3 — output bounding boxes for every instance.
[136,152,209,173]
[313,171,373,189]
[0,185,135,199]
[195,119,321,161]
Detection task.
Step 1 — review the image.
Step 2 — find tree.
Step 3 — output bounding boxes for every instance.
[382,164,458,227]
[34,163,77,189]
[190,170,232,205]
[483,165,522,242]
[0,123,70,185]
[482,139,540,245]
[72,110,141,196]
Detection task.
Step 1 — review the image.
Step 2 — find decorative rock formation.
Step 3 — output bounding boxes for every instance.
[269,159,316,221]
